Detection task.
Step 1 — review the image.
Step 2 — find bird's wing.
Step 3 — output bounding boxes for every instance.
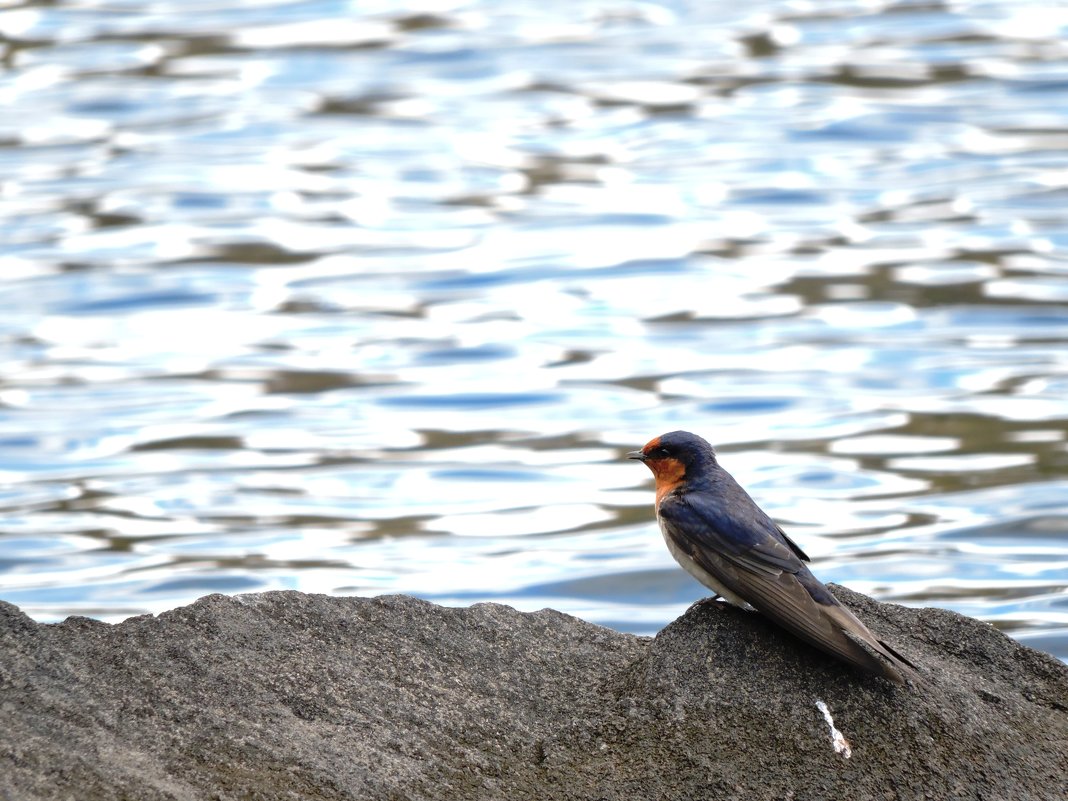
[733,562,908,683]
[659,492,827,630]
[659,492,910,682]
[775,524,811,563]
[659,489,809,578]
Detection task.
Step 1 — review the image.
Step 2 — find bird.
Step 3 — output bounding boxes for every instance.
[628,430,918,684]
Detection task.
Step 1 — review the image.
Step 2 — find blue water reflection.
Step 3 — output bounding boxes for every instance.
[0,0,1066,664]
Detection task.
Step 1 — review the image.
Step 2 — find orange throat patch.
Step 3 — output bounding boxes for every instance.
[648,457,686,507]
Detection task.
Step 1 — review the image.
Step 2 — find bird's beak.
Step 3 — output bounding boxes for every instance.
[626,450,646,461]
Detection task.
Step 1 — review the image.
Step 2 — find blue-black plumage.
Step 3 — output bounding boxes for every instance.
[628,430,918,684]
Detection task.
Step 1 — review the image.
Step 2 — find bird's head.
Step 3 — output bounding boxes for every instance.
[627,430,718,501]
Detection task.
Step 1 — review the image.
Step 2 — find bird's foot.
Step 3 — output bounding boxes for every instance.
[686,595,723,614]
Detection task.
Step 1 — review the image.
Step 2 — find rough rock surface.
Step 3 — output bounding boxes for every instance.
[1,586,1066,801]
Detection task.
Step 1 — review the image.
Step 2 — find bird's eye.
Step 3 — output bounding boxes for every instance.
[649,447,670,459]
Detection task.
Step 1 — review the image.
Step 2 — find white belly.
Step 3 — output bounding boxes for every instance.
[659,519,754,610]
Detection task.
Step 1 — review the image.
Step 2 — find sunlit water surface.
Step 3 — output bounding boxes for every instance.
[2,0,1068,662]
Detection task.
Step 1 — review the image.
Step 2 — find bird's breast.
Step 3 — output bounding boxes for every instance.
[656,514,754,610]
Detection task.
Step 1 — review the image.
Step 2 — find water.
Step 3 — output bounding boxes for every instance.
[2,0,1068,662]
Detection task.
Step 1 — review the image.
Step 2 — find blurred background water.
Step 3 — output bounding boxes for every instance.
[1,0,1067,662]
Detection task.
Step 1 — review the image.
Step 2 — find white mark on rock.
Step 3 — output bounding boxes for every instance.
[815,699,852,759]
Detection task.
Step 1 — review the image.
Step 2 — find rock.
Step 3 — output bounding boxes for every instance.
[0,586,1065,800]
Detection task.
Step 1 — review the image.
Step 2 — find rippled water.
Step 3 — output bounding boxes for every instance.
[2,0,1068,661]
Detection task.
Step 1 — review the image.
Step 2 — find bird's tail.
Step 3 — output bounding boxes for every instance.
[823,603,921,685]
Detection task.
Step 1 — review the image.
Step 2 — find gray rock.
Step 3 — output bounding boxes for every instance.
[1,586,1065,800]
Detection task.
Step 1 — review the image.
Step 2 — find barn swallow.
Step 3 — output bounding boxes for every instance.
[628,430,918,684]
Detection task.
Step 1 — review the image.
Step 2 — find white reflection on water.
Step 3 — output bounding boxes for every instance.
[0,0,1067,663]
